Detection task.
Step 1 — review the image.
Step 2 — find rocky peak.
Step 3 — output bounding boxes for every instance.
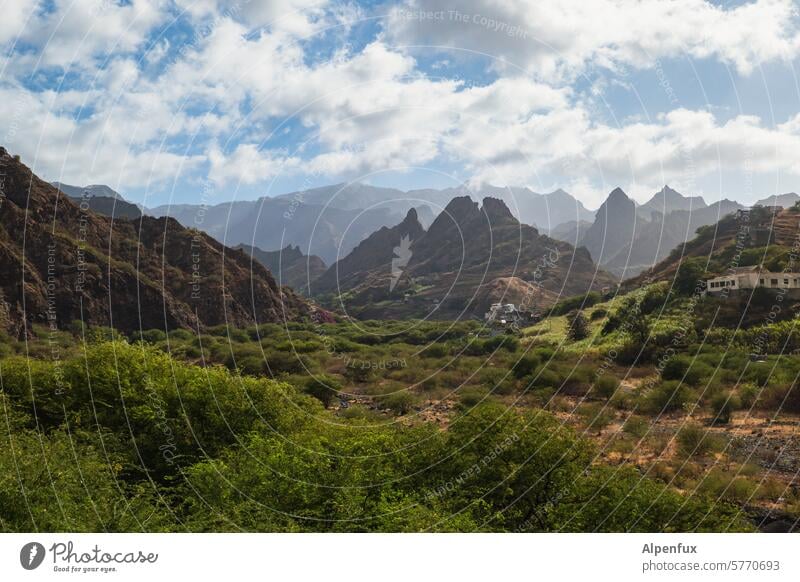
[481,196,515,222]
[606,187,630,204]
[444,195,479,218]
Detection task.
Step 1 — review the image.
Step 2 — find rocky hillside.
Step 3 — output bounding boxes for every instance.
[628,204,799,286]
[0,148,311,336]
[235,243,326,294]
[313,196,615,319]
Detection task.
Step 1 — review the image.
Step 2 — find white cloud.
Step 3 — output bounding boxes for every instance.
[0,0,36,46]
[174,0,330,36]
[1,0,799,207]
[23,0,168,69]
[208,142,300,185]
[386,0,800,78]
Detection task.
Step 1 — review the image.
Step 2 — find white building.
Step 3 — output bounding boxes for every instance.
[484,303,520,324]
[706,266,800,295]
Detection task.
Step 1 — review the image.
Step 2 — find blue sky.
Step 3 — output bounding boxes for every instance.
[1,0,799,209]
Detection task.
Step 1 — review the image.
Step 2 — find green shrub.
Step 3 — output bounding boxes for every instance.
[512,354,540,379]
[568,311,589,341]
[677,424,720,457]
[710,392,739,425]
[662,356,691,381]
[643,381,693,414]
[592,375,621,399]
[458,387,489,409]
[420,344,448,358]
[377,391,416,415]
[737,383,759,408]
[304,374,342,408]
[590,308,607,321]
[551,292,601,315]
[579,403,614,433]
[622,415,649,438]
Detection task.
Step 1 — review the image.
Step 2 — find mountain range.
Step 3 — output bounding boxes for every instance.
[572,186,751,278]
[44,174,800,296]
[312,197,616,319]
[147,182,596,265]
[52,181,143,220]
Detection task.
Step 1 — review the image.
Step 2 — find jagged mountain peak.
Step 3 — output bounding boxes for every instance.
[546,188,571,198]
[601,187,633,209]
[444,195,480,215]
[641,185,707,214]
[481,197,515,222]
[401,206,419,226]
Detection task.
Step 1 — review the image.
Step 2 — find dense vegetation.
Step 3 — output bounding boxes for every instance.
[0,322,759,532]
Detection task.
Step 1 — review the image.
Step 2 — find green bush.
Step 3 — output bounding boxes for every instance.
[377,391,416,415]
[551,292,601,315]
[592,375,621,399]
[677,424,721,457]
[512,354,540,379]
[710,392,739,425]
[622,415,649,438]
[420,344,448,358]
[590,308,607,321]
[643,381,694,414]
[304,374,342,408]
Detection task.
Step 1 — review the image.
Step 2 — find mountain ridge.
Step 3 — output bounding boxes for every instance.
[0,147,312,336]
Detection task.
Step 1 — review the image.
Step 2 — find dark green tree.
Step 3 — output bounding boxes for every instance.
[568,311,589,341]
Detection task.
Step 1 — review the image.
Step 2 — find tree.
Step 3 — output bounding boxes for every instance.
[710,392,739,425]
[568,311,589,341]
[675,257,706,295]
[304,374,342,408]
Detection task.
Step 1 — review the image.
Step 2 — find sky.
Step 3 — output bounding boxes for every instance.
[1,0,799,209]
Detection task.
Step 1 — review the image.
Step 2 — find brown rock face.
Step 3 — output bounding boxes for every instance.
[235,243,327,294]
[0,148,311,335]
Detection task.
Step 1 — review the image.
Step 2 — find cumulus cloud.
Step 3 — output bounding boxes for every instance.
[208,142,300,185]
[0,0,798,206]
[386,0,800,78]
[0,0,35,46]
[23,0,168,70]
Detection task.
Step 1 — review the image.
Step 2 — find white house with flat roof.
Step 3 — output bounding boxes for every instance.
[706,266,800,295]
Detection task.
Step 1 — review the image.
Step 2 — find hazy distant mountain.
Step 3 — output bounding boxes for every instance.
[604,199,744,277]
[579,187,648,276]
[52,182,142,220]
[149,197,400,265]
[472,185,595,231]
[547,219,593,247]
[278,182,595,232]
[313,197,615,319]
[235,244,326,294]
[414,204,436,229]
[580,186,744,278]
[52,182,123,199]
[638,185,706,218]
[147,182,594,266]
[754,193,799,208]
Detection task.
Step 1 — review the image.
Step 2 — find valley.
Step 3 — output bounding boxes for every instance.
[2,147,800,533]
